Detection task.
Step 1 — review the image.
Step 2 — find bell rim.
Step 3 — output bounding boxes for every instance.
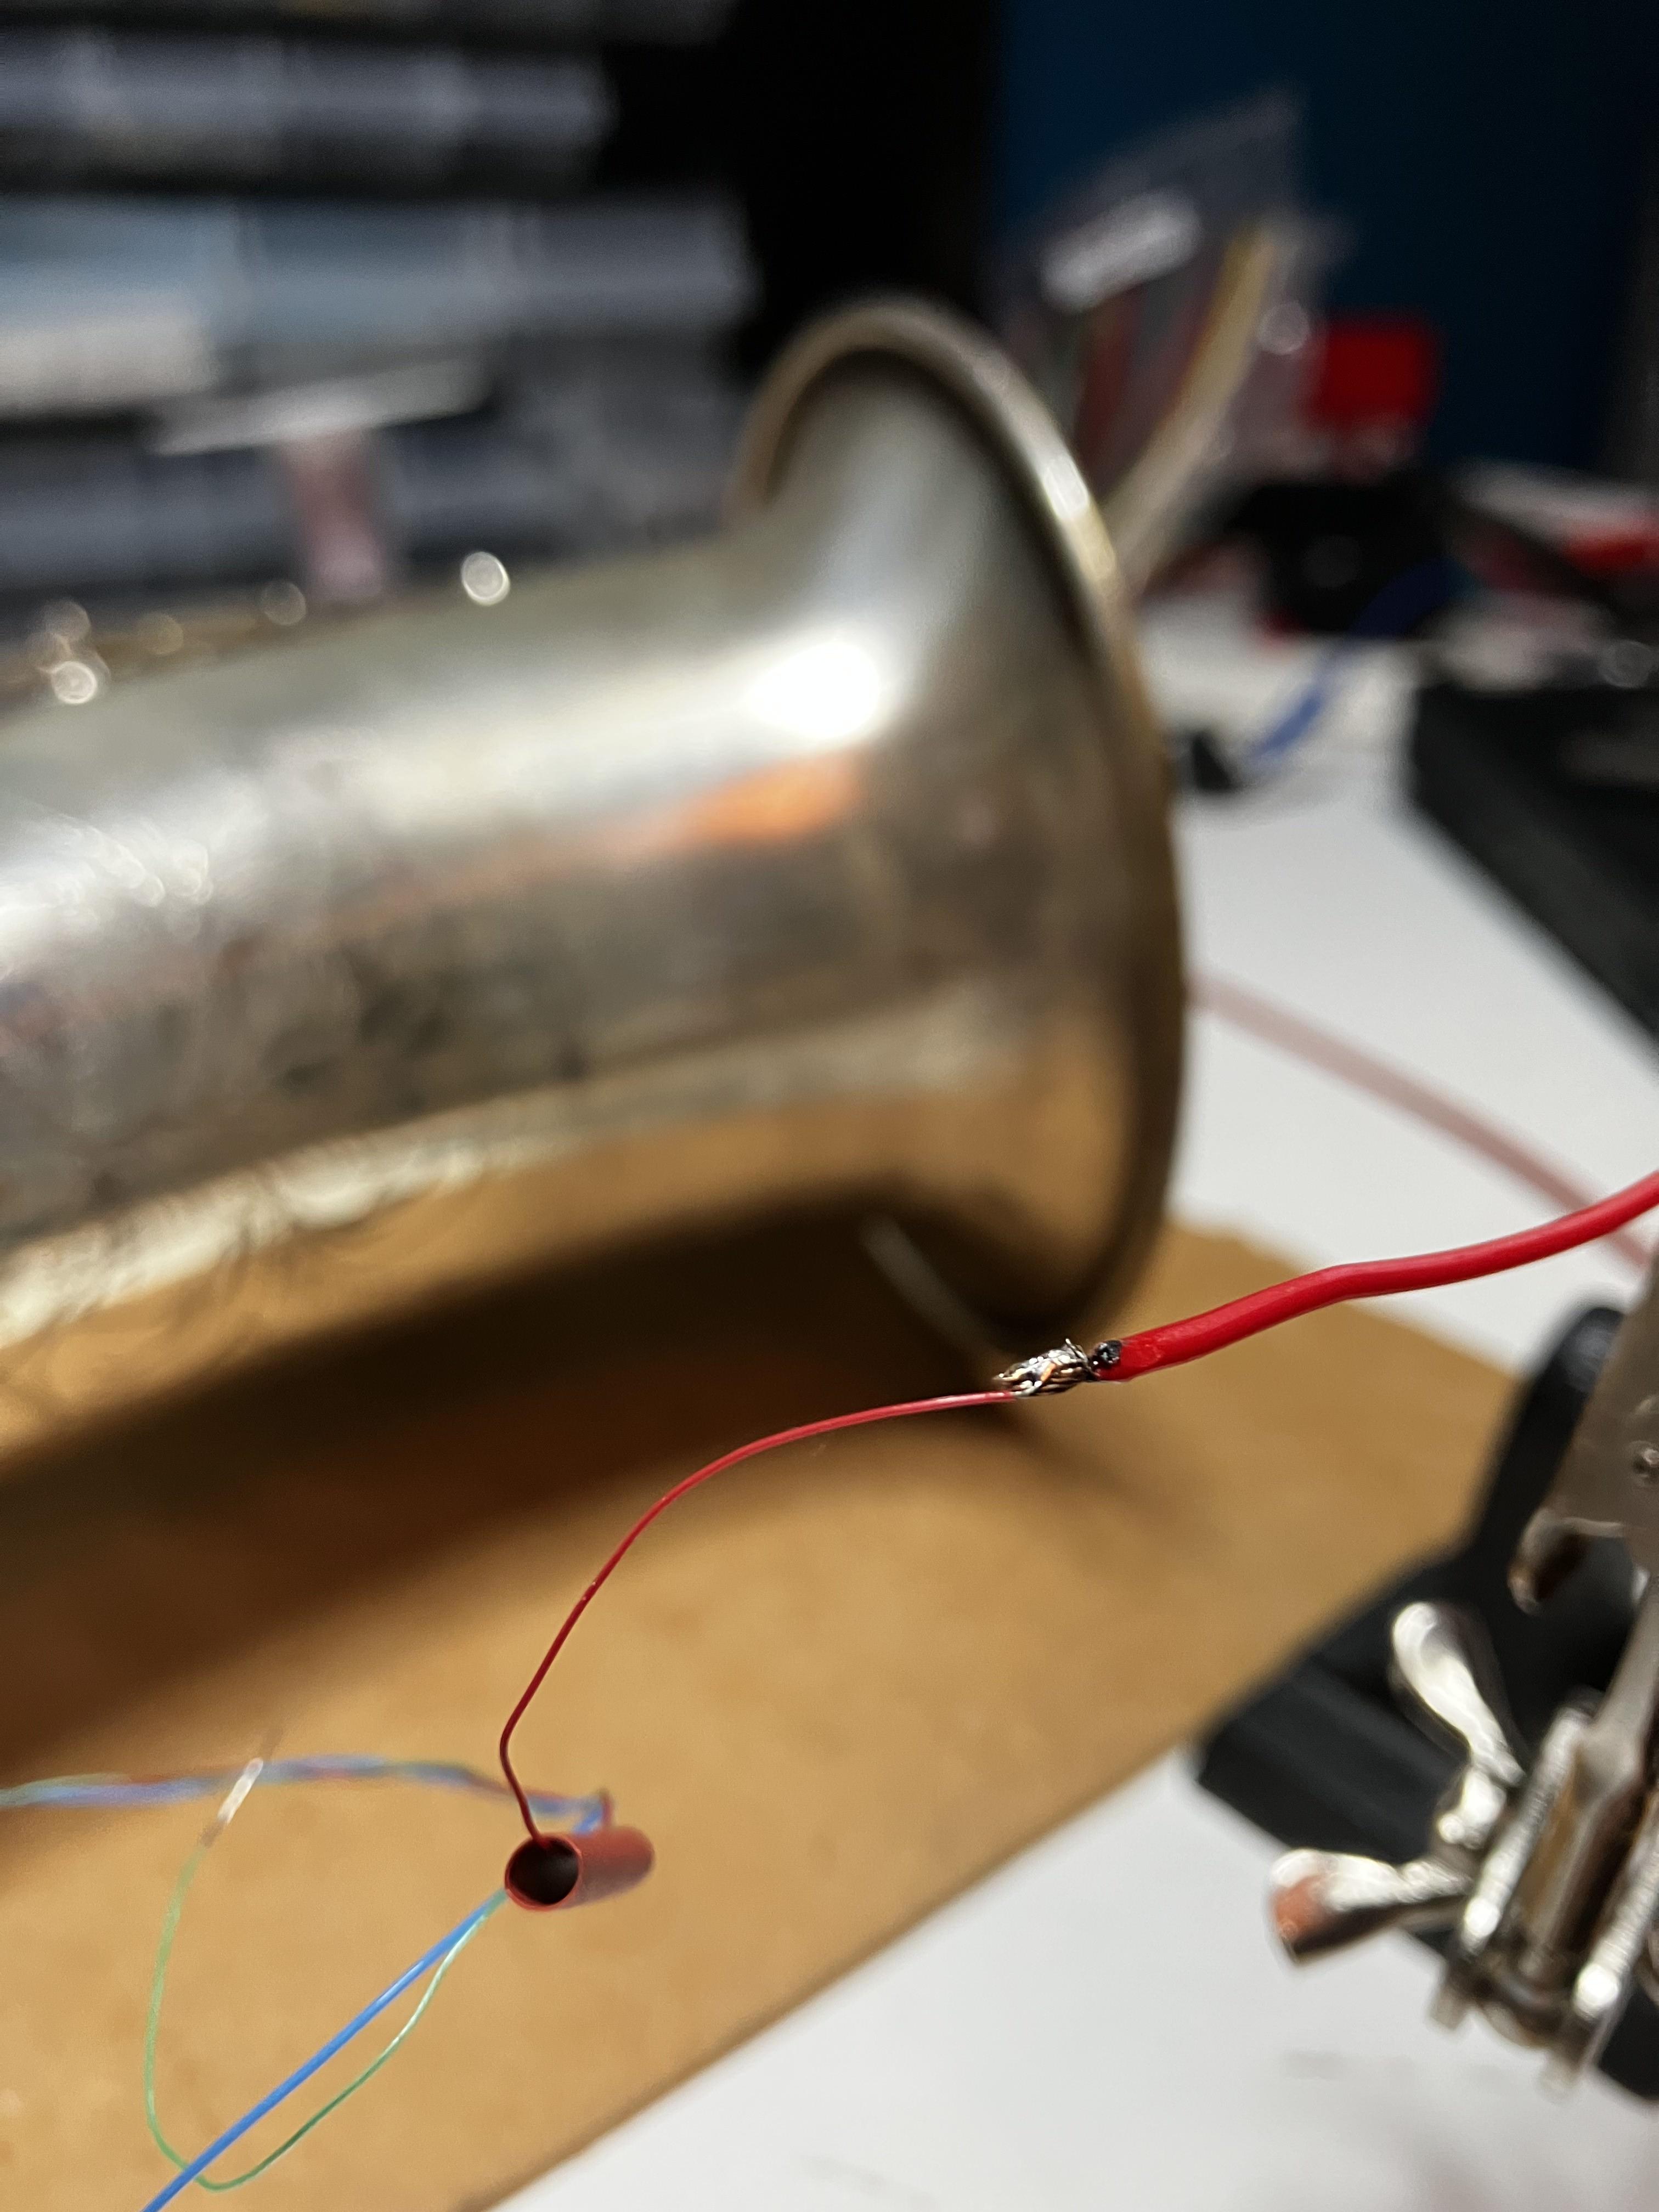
[726,296,1184,1345]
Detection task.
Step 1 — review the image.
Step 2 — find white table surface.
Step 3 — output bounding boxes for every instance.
[506,654,1659,2210]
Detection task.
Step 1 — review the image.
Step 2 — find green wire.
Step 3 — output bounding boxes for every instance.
[144,1841,506,2191]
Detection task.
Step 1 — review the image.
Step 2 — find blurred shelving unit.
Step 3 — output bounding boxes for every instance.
[0,0,994,693]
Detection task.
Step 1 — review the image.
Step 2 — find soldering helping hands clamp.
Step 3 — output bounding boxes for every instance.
[1270,1265,1659,2091]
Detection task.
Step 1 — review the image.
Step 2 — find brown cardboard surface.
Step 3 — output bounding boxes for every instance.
[0,1218,1514,2210]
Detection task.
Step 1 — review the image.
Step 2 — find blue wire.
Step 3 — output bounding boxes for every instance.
[1,1759,598,2196]
[135,1891,505,2212]
[1243,556,1461,776]
[0,1758,605,1828]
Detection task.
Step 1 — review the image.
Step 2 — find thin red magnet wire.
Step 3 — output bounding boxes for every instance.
[498,1390,1011,1843]
[1194,972,1655,1274]
[1105,1169,1659,1383]
[499,1171,1659,1843]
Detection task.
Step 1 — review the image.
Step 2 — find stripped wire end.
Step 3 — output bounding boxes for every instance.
[203,1759,261,1843]
[196,1741,275,1848]
[992,1339,1121,1397]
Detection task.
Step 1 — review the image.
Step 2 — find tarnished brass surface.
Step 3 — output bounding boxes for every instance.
[0,298,1181,1459]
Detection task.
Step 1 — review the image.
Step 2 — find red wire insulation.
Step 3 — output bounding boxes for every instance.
[498,1390,1011,1842]
[1195,972,1654,1273]
[1105,1170,1659,1383]
[498,1171,1659,1842]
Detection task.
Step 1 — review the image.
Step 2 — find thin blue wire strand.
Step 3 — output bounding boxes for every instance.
[1244,556,1461,775]
[135,1891,505,2212]
[0,1758,603,1827]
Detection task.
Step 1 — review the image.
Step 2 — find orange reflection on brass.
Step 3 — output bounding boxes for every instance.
[596,751,864,866]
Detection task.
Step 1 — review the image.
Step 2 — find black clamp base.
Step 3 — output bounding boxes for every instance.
[1197,1304,1659,2098]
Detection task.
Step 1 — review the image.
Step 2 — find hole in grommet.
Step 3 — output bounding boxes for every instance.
[505,1836,582,1910]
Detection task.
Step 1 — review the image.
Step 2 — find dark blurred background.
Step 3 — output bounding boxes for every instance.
[0,0,1001,662]
[0,0,1657,1044]
[1001,0,1656,470]
[0,0,1650,635]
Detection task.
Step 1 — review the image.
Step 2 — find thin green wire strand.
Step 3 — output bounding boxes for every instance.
[144,1841,506,2191]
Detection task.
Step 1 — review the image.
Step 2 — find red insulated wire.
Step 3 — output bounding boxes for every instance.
[1194,972,1655,1273]
[499,1171,1659,1842]
[498,1390,1012,1843]
[1104,1169,1659,1383]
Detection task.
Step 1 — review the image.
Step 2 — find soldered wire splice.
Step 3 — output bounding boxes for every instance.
[992,1339,1121,1396]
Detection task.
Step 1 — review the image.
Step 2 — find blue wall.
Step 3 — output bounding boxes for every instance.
[1000,1,1655,466]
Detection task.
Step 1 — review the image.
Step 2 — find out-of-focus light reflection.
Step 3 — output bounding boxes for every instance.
[1259,300,1312,357]
[38,599,89,647]
[259,580,307,627]
[1036,451,1092,522]
[744,636,890,748]
[136,612,185,656]
[460,550,511,606]
[49,660,101,706]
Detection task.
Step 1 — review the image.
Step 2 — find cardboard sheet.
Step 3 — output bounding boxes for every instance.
[0,1218,1514,2209]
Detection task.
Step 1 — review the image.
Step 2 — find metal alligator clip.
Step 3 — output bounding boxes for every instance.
[1269,1262,1659,2090]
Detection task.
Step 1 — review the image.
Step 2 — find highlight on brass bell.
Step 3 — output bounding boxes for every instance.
[0,13,1655,2211]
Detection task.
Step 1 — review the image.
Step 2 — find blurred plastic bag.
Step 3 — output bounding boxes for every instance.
[998,92,1337,586]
